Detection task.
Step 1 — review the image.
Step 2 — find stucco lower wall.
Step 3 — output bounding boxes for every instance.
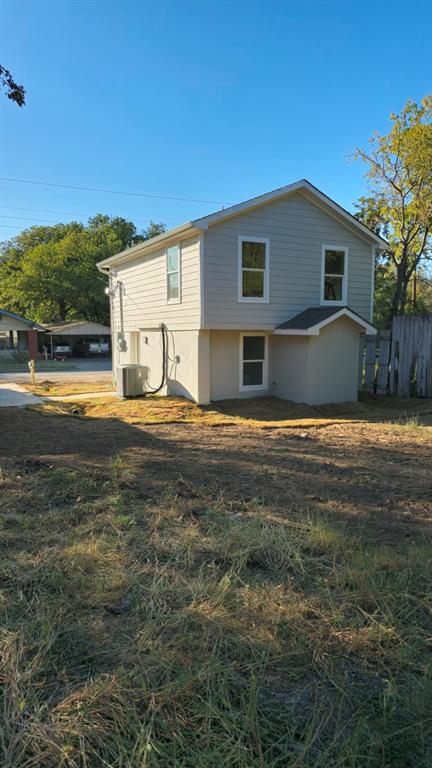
[271,335,310,402]
[115,320,361,406]
[137,327,209,403]
[209,320,361,405]
[209,330,271,401]
[306,317,361,404]
[272,318,361,404]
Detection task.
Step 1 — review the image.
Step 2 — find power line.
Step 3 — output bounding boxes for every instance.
[1,214,69,224]
[0,204,176,226]
[0,176,231,206]
[0,212,178,227]
[0,224,29,230]
[0,204,98,216]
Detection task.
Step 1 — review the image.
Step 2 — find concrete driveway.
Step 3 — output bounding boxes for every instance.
[0,383,43,407]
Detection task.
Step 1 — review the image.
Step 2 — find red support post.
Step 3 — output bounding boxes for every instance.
[27,329,38,359]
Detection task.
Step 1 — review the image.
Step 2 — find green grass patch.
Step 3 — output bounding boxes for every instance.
[0,359,77,372]
[393,411,423,429]
[1,455,431,767]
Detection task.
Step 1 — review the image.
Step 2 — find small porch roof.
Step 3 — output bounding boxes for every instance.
[274,306,376,336]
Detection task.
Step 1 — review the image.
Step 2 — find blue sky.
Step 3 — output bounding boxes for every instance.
[1,0,430,240]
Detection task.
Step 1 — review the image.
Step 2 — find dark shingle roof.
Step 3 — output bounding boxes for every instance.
[275,306,372,330]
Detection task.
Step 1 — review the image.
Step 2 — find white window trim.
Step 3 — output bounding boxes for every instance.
[320,245,348,306]
[239,332,268,392]
[166,243,181,304]
[237,236,270,303]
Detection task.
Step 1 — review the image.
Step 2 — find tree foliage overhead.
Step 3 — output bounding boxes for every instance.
[0,216,166,324]
[0,64,25,106]
[354,96,432,326]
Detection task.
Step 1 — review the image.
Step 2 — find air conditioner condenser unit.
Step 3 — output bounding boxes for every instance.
[116,364,149,398]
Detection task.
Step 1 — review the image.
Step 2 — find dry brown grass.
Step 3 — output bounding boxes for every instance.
[31,391,432,430]
[23,379,114,397]
[1,396,432,767]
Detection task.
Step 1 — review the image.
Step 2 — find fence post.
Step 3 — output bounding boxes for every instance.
[376,331,391,395]
[363,335,377,392]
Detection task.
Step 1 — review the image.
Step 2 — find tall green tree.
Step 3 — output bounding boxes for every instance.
[354,96,432,326]
[0,216,166,324]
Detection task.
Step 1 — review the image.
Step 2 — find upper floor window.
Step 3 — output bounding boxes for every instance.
[321,246,348,305]
[166,244,180,303]
[238,236,269,303]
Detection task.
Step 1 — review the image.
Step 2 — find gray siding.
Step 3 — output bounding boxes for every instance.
[203,192,372,329]
[111,235,200,334]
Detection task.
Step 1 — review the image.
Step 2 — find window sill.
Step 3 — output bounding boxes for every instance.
[320,299,346,306]
[238,297,269,304]
[239,384,267,392]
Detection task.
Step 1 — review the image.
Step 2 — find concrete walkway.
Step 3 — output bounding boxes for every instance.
[0,383,44,408]
[0,383,115,408]
[0,382,116,408]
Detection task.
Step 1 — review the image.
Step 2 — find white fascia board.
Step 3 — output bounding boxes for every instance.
[273,307,377,336]
[299,183,388,248]
[191,179,388,248]
[273,328,319,336]
[192,181,305,229]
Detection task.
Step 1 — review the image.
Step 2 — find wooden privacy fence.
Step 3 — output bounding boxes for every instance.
[359,315,432,397]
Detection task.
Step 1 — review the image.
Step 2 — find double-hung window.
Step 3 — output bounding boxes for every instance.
[166,244,180,303]
[238,236,269,302]
[240,334,268,391]
[321,246,348,304]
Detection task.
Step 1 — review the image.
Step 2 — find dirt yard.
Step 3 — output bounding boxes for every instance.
[2,395,431,538]
[1,395,431,767]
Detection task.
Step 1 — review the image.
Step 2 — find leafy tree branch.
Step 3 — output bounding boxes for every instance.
[0,65,25,106]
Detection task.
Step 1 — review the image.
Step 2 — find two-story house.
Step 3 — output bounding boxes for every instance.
[97,180,386,405]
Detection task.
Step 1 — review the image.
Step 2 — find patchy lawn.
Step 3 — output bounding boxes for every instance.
[23,379,114,397]
[30,390,432,428]
[0,396,431,767]
[0,360,77,373]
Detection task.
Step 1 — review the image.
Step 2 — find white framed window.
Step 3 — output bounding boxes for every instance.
[238,236,269,303]
[166,244,181,303]
[239,333,268,391]
[320,245,348,305]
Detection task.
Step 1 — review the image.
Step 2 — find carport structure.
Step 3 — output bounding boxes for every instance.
[40,320,111,358]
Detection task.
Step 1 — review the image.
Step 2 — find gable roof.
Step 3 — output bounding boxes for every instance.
[274,306,376,335]
[192,180,388,247]
[97,179,388,270]
[0,308,45,331]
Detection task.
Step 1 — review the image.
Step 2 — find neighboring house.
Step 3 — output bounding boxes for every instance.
[0,309,45,358]
[97,180,387,405]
